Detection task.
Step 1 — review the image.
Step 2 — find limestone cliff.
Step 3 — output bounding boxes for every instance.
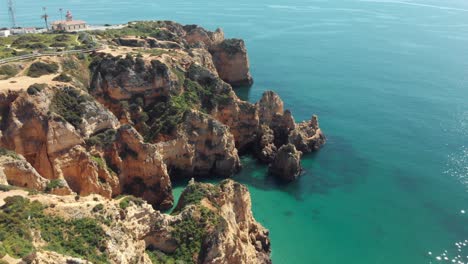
[0,180,270,264]
[0,19,329,263]
[146,180,271,264]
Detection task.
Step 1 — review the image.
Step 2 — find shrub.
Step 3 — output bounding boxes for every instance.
[27,62,59,78]
[0,64,19,79]
[0,196,42,258]
[167,206,221,263]
[54,34,71,42]
[0,196,109,263]
[12,35,41,46]
[85,129,117,148]
[92,204,104,213]
[0,147,20,159]
[0,184,15,192]
[23,43,47,49]
[26,83,47,95]
[50,42,68,48]
[52,73,72,82]
[45,179,65,193]
[172,184,220,214]
[49,87,90,128]
[119,196,144,209]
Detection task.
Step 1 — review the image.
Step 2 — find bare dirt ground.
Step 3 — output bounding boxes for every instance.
[0,58,63,92]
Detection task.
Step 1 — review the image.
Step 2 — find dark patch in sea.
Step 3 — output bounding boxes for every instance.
[392,167,430,193]
[283,210,294,217]
[423,200,468,239]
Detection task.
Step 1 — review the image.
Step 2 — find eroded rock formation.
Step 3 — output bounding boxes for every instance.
[0,19,328,264]
[0,180,270,264]
[269,144,303,182]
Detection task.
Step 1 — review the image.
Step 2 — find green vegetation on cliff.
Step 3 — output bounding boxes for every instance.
[27,61,59,78]
[93,21,174,40]
[0,196,108,262]
[119,196,145,209]
[171,183,220,214]
[148,206,222,264]
[26,83,47,95]
[0,33,85,59]
[44,179,66,193]
[0,64,20,79]
[0,147,20,160]
[49,87,92,128]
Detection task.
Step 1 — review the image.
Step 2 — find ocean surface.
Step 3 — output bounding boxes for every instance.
[2,0,468,263]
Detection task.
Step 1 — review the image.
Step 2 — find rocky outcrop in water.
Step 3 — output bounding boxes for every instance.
[254,91,325,180]
[269,144,303,182]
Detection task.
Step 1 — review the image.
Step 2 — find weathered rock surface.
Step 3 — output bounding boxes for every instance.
[113,125,173,210]
[210,39,253,87]
[256,125,277,163]
[147,180,271,264]
[179,111,241,177]
[269,143,303,182]
[0,155,48,190]
[0,179,271,264]
[289,115,326,152]
[255,91,326,168]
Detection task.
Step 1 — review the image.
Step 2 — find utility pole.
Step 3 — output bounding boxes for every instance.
[7,0,17,28]
[41,7,49,31]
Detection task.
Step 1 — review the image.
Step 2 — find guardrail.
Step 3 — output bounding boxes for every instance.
[0,47,102,65]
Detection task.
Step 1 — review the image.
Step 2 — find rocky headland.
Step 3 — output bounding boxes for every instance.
[0,20,325,263]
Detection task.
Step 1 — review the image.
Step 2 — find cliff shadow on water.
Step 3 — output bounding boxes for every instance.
[232,134,369,202]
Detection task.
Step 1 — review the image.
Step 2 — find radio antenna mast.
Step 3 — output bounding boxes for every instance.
[8,0,17,28]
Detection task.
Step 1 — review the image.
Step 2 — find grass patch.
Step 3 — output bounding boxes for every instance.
[0,33,81,59]
[92,21,169,39]
[0,196,108,263]
[27,61,59,78]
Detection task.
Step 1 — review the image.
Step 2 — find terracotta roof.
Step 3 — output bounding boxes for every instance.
[52,20,87,25]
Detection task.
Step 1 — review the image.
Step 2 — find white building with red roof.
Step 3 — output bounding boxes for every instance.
[51,10,87,32]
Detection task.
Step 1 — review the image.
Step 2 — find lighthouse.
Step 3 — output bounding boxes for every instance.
[51,10,87,32]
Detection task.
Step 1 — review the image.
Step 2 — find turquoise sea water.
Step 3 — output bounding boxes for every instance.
[2,0,468,263]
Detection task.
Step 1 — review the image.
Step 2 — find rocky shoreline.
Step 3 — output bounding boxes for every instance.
[0,21,325,263]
